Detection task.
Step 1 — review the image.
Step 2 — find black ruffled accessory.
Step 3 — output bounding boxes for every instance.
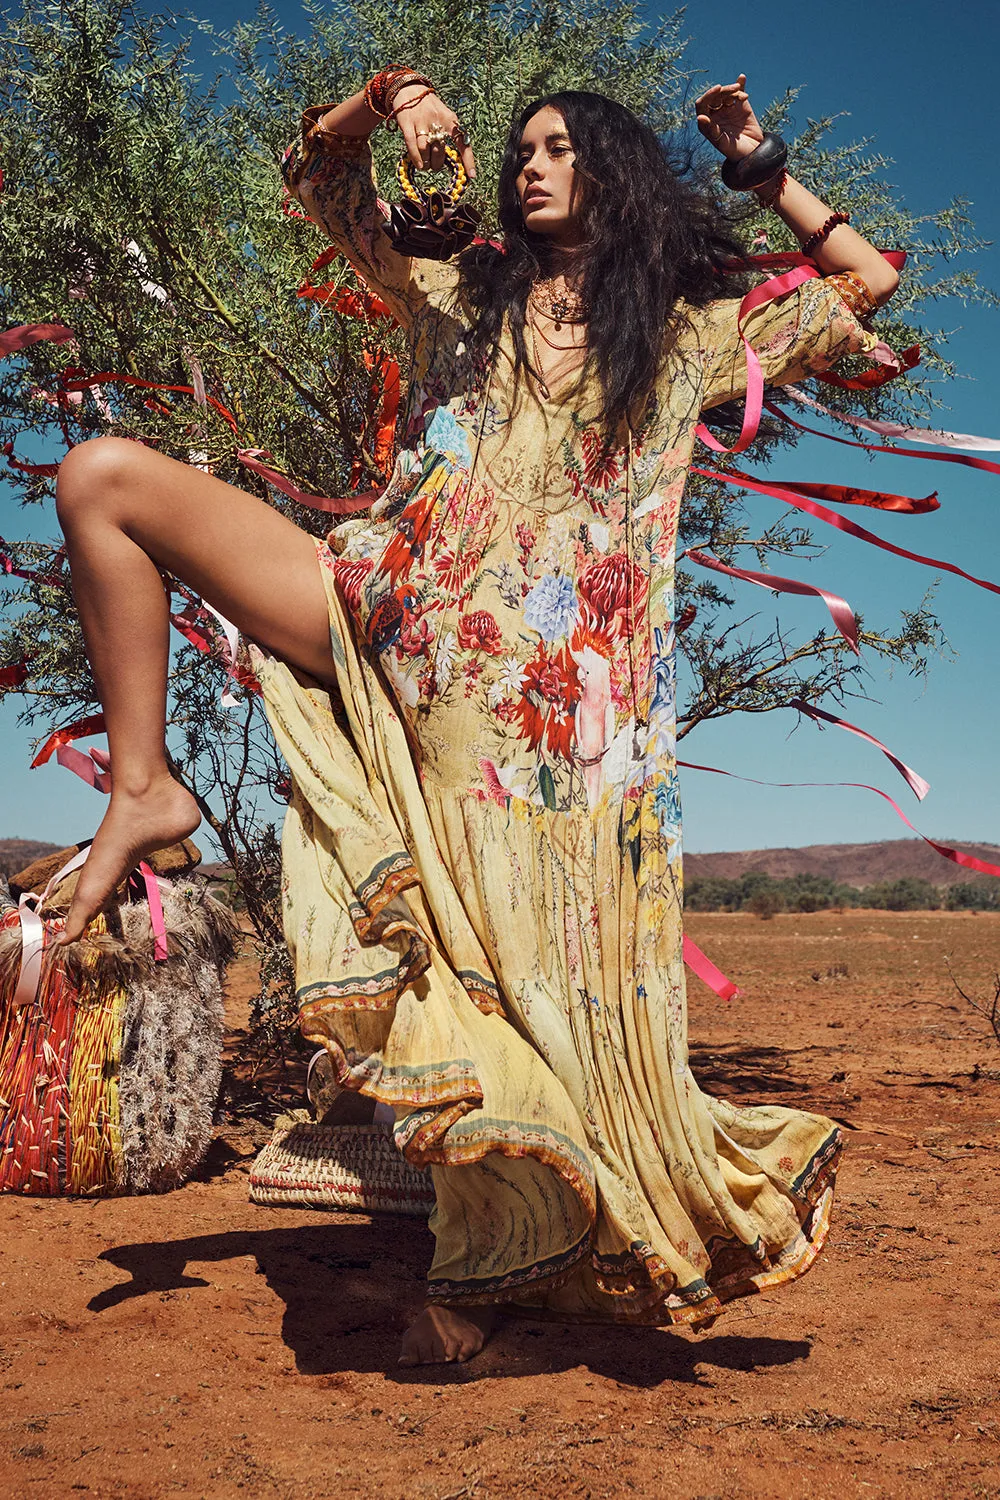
[383,144,480,260]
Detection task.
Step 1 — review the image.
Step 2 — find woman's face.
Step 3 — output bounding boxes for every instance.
[515,106,583,247]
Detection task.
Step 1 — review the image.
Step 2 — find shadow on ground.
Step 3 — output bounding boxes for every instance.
[689,1042,822,1097]
[90,1224,813,1387]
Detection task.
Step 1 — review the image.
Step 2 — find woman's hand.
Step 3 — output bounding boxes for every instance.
[695,74,765,162]
[392,84,476,181]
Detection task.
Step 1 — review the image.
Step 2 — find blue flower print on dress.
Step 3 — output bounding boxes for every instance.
[654,770,682,846]
[424,404,472,470]
[523,573,580,642]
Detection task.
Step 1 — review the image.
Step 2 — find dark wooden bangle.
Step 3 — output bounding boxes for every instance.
[800,211,850,258]
[720,133,788,191]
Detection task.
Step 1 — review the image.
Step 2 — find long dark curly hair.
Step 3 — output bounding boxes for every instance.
[458,90,751,439]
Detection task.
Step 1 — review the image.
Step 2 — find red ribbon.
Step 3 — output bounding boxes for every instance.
[2,443,61,478]
[789,698,929,800]
[30,713,106,768]
[0,661,28,689]
[819,344,921,391]
[686,548,859,653]
[678,760,1000,881]
[236,451,377,516]
[732,475,938,516]
[60,372,240,434]
[0,323,75,358]
[694,466,1000,598]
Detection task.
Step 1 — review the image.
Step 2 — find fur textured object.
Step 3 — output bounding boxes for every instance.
[0,875,237,1196]
[116,882,234,1193]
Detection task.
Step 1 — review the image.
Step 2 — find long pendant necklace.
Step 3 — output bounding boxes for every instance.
[528,309,586,400]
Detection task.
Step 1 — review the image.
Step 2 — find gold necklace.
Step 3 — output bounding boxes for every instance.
[528,310,586,399]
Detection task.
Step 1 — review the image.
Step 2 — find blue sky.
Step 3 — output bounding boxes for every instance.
[1,0,997,855]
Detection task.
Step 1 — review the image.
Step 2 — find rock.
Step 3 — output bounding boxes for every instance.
[9,837,202,901]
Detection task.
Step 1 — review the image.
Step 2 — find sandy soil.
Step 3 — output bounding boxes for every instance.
[0,909,998,1500]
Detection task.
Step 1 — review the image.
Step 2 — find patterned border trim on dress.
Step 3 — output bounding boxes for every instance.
[426,1228,593,1306]
[456,968,504,1017]
[351,852,420,935]
[408,1114,598,1223]
[298,967,409,1013]
[791,1125,842,1199]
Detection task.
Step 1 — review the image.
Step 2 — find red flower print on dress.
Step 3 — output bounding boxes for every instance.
[513,642,581,760]
[479,758,510,806]
[458,609,504,655]
[567,429,625,500]
[333,555,374,615]
[515,521,536,573]
[432,544,483,597]
[578,552,649,632]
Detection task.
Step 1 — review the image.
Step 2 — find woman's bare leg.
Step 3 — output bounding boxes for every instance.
[54,436,338,944]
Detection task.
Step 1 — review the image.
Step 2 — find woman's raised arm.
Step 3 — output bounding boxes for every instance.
[696,75,899,305]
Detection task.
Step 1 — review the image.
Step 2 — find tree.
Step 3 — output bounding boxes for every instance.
[0,0,993,1030]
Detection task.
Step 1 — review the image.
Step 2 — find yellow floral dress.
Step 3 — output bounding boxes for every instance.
[260,107,881,1325]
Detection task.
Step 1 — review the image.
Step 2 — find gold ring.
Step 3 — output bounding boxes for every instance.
[425,125,449,146]
[707,99,729,112]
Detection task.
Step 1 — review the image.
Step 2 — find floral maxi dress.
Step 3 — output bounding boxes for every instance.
[262,109,882,1325]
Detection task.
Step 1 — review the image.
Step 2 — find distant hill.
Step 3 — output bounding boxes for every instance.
[685,839,1000,889]
[0,838,63,879]
[3,837,996,892]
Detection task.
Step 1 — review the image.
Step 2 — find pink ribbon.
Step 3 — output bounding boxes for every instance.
[55,744,111,793]
[694,249,909,456]
[31,713,106,768]
[695,265,818,455]
[789,698,929,801]
[770,397,1000,480]
[677,760,1000,882]
[686,548,859,653]
[693,465,1000,600]
[13,847,91,1008]
[237,450,377,515]
[13,902,46,1009]
[137,862,169,962]
[682,935,740,1002]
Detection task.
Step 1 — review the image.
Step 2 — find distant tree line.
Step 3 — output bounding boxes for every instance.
[685,871,999,916]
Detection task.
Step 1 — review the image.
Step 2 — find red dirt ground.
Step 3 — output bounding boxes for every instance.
[0,909,998,1499]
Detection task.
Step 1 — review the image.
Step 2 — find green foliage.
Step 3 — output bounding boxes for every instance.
[683,869,992,914]
[0,0,994,1022]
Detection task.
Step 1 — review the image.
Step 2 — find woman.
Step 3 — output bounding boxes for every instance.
[53,69,898,1366]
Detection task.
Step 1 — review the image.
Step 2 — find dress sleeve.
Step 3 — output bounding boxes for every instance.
[282,105,458,331]
[697,274,883,412]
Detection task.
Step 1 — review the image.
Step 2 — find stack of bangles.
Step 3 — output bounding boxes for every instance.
[364,64,436,130]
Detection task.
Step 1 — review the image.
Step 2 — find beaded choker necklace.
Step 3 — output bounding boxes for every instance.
[530,276,589,331]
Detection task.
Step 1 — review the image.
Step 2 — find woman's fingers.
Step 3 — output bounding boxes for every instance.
[396,93,476,181]
[399,117,425,171]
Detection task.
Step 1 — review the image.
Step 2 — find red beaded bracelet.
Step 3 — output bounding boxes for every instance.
[801,211,850,258]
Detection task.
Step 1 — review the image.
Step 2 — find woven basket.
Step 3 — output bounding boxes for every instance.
[249,1120,435,1217]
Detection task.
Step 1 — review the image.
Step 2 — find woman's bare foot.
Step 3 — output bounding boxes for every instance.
[55,774,201,944]
[398,1304,498,1367]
